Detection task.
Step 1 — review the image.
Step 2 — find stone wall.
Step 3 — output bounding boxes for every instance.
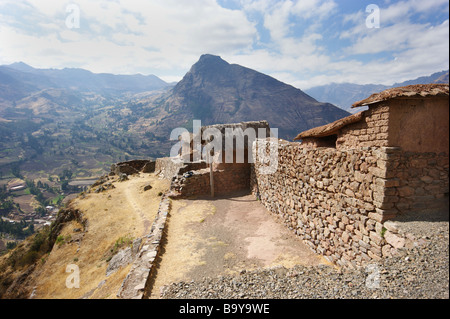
[336,105,390,150]
[111,160,155,175]
[155,157,185,180]
[386,150,449,212]
[336,98,449,154]
[118,193,171,299]
[170,163,250,198]
[251,140,449,268]
[154,157,208,181]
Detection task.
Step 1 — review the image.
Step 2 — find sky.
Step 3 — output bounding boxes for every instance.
[0,0,448,89]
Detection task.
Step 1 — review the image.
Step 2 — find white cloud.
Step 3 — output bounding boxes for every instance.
[291,0,337,19]
[0,0,257,75]
[0,0,448,91]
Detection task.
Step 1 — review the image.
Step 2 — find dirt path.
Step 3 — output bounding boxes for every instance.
[149,191,329,298]
[123,177,152,235]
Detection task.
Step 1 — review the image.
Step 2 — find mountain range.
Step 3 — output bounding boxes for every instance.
[305,70,449,113]
[1,54,447,183]
[0,62,169,102]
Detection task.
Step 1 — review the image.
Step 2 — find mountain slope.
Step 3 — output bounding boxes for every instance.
[147,54,350,140]
[305,70,449,113]
[0,62,169,102]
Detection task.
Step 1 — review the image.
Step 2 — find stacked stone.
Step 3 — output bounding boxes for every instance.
[118,193,171,299]
[337,105,390,149]
[170,164,251,198]
[155,157,186,180]
[111,160,155,175]
[387,151,449,212]
[251,140,445,269]
[170,169,211,198]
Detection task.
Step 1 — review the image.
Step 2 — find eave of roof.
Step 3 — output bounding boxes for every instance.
[294,111,365,140]
[352,83,449,108]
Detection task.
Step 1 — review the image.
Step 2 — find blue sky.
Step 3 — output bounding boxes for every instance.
[0,0,448,89]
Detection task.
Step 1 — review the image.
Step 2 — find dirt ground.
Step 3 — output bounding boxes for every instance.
[149,190,329,298]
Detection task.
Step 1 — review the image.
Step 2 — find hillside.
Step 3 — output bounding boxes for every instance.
[0,168,330,299]
[1,55,349,224]
[141,54,350,140]
[0,63,171,177]
[0,172,171,298]
[0,62,168,101]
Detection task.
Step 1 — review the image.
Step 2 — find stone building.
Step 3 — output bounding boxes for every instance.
[251,83,449,268]
[159,121,272,198]
[295,83,449,153]
[292,83,449,214]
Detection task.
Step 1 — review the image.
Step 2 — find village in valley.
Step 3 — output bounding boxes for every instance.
[0,170,91,252]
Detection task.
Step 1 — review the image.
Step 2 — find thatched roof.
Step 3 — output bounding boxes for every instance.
[294,111,364,140]
[352,83,449,108]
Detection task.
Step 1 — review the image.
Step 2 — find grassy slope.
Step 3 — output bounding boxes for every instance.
[0,173,170,299]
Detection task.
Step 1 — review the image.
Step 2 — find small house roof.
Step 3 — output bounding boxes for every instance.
[352,83,449,108]
[294,111,365,140]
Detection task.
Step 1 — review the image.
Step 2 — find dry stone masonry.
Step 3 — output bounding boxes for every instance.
[251,84,449,269]
[118,193,171,299]
[251,140,448,268]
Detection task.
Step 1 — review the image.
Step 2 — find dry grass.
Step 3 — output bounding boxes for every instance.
[31,173,170,299]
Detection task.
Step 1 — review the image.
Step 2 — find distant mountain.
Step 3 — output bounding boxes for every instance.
[305,70,449,113]
[1,55,350,185]
[0,62,169,102]
[391,70,449,87]
[145,54,350,140]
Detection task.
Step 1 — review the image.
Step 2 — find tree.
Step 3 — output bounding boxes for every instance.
[11,164,23,179]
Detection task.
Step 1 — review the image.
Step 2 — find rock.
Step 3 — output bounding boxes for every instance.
[383,220,399,233]
[106,247,133,277]
[143,184,153,191]
[384,231,405,249]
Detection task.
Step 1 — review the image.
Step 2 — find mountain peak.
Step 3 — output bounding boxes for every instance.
[197,54,228,65]
[191,54,230,73]
[167,54,350,140]
[8,61,35,72]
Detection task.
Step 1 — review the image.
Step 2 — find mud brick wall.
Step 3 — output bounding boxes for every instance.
[251,140,448,268]
[336,105,390,149]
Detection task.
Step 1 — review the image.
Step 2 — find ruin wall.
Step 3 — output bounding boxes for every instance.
[251,140,449,268]
[170,163,250,198]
